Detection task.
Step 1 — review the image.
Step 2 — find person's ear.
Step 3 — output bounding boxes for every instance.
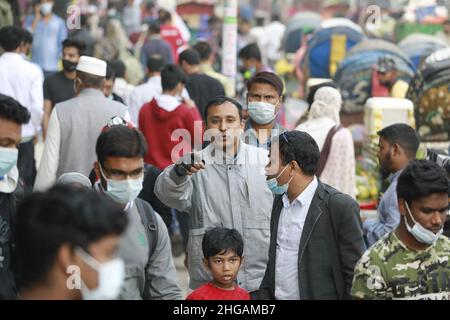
[56,243,76,275]
[392,143,401,157]
[202,258,210,270]
[398,198,407,217]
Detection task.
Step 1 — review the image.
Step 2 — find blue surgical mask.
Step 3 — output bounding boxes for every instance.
[248,101,277,125]
[404,202,443,245]
[100,166,143,205]
[0,147,18,178]
[266,165,292,195]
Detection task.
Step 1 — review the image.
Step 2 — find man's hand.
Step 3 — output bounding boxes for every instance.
[174,152,205,177]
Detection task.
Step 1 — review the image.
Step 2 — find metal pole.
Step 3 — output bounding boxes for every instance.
[221,0,238,97]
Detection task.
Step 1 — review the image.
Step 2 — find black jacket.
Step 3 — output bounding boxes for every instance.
[0,191,17,299]
[258,182,365,300]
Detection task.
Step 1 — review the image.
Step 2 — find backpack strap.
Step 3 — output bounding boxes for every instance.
[316,124,342,177]
[135,198,158,299]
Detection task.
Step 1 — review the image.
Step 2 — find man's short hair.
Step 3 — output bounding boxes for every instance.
[0,26,23,51]
[147,20,161,34]
[14,186,128,290]
[178,49,201,66]
[96,125,148,167]
[62,38,86,56]
[247,71,284,96]
[397,160,449,205]
[77,70,104,88]
[202,227,244,259]
[192,41,212,61]
[108,59,126,79]
[204,95,243,121]
[274,131,320,176]
[238,43,262,62]
[105,64,116,81]
[147,55,165,73]
[22,30,33,45]
[377,124,420,159]
[161,64,187,91]
[0,94,30,125]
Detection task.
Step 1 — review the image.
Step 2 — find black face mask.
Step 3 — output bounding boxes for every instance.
[62,60,78,72]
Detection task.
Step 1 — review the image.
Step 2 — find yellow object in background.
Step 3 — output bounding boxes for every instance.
[329,34,346,77]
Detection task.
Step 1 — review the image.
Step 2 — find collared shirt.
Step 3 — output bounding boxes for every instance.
[275,176,318,300]
[244,120,285,151]
[363,170,402,247]
[0,52,44,138]
[29,15,67,72]
[129,76,162,125]
[155,141,273,292]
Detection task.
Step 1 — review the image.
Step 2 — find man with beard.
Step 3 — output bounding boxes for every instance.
[363,124,420,247]
[375,57,409,98]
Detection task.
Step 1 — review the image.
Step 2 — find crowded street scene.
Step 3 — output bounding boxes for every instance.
[1,0,450,303]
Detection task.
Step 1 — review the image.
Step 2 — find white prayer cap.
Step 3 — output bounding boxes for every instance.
[76,56,107,77]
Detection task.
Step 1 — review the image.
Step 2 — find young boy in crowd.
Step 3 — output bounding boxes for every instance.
[186,227,250,300]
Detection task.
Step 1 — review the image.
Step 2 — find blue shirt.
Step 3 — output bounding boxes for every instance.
[30,15,67,72]
[363,170,402,247]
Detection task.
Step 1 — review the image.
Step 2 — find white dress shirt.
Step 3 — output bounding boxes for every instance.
[275,176,318,300]
[128,76,162,125]
[0,52,44,139]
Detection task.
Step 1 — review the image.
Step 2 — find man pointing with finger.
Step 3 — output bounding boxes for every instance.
[155,96,273,295]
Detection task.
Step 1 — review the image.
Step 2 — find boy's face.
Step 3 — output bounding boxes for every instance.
[203,250,242,290]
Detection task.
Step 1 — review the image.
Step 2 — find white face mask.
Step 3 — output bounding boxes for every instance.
[99,166,143,205]
[404,202,443,245]
[40,2,53,15]
[248,101,277,125]
[76,248,125,300]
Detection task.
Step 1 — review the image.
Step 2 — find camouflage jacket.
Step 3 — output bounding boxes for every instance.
[352,232,450,300]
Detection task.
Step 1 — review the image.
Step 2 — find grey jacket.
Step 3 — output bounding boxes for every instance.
[258,182,365,300]
[155,142,273,292]
[118,200,182,300]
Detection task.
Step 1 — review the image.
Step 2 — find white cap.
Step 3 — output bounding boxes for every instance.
[76,56,107,77]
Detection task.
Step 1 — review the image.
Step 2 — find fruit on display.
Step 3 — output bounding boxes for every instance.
[355,156,380,204]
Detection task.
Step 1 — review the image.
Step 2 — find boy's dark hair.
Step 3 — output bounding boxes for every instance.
[377,123,420,159]
[192,41,212,61]
[397,160,449,205]
[161,64,187,91]
[108,59,126,78]
[96,125,148,167]
[0,26,23,51]
[247,71,284,96]
[178,49,201,66]
[158,9,172,24]
[202,227,244,258]
[14,186,128,289]
[62,38,86,56]
[147,55,165,73]
[22,30,33,45]
[274,131,320,176]
[0,94,30,125]
[238,43,262,62]
[204,95,243,121]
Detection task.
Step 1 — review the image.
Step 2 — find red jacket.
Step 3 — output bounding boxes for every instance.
[139,98,203,169]
[160,25,186,63]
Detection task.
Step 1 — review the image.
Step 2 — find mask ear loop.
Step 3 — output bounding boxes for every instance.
[404,201,418,225]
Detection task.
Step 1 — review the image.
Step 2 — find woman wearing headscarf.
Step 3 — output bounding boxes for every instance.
[296,87,356,199]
